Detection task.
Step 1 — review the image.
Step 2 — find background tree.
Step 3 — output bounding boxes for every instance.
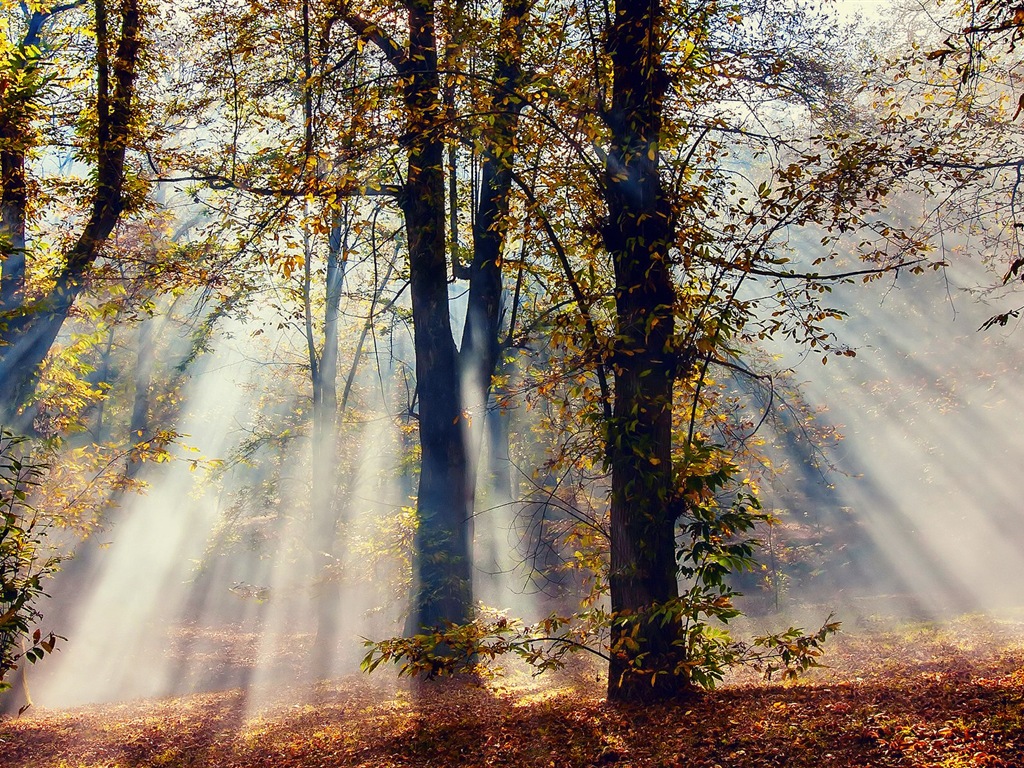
[839,1,1024,329]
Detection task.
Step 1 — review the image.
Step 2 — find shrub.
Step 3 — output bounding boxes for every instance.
[0,431,60,698]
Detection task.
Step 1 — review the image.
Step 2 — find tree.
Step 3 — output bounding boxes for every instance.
[0,0,146,420]
[858,0,1024,328]
[335,0,472,633]
[599,0,685,700]
[516,0,814,700]
[921,0,1024,87]
[338,0,535,634]
[460,0,532,489]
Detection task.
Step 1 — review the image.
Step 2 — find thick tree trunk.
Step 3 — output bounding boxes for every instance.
[603,0,686,702]
[402,0,473,633]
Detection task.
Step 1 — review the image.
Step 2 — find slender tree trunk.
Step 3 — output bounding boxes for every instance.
[602,0,686,702]
[125,314,154,479]
[0,143,27,324]
[297,0,344,662]
[321,212,344,418]
[484,389,513,499]
[309,210,344,504]
[460,0,530,522]
[483,241,526,505]
[310,209,346,678]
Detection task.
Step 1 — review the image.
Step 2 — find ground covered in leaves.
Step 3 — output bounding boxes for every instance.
[3,614,1024,767]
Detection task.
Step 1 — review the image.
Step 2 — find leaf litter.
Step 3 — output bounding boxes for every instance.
[1,613,1023,767]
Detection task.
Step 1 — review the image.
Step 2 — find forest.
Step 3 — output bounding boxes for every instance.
[1,0,1024,765]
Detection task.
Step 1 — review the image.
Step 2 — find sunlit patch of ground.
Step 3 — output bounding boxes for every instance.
[2,614,1023,767]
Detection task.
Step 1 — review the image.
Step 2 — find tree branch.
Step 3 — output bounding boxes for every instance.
[157,172,401,199]
[701,256,929,281]
[334,4,409,74]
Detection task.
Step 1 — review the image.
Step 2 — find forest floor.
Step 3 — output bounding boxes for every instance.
[2,613,1024,768]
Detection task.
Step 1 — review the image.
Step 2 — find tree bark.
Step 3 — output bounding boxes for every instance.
[602,0,687,702]
[400,0,473,632]
[458,0,530,572]
[0,141,27,326]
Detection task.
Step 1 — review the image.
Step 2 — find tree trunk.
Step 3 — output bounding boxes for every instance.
[342,0,529,634]
[0,16,39,334]
[125,314,155,479]
[459,0,529,561]
[0,141,27,327]
[310,209,346,678]
[460,0,529,395]
[602,0,687,702]
[484,388,513,501]
[90,326,117,440]
[401,0,473,633]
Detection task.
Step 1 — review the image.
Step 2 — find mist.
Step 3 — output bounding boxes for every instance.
[742,254,1024,625]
